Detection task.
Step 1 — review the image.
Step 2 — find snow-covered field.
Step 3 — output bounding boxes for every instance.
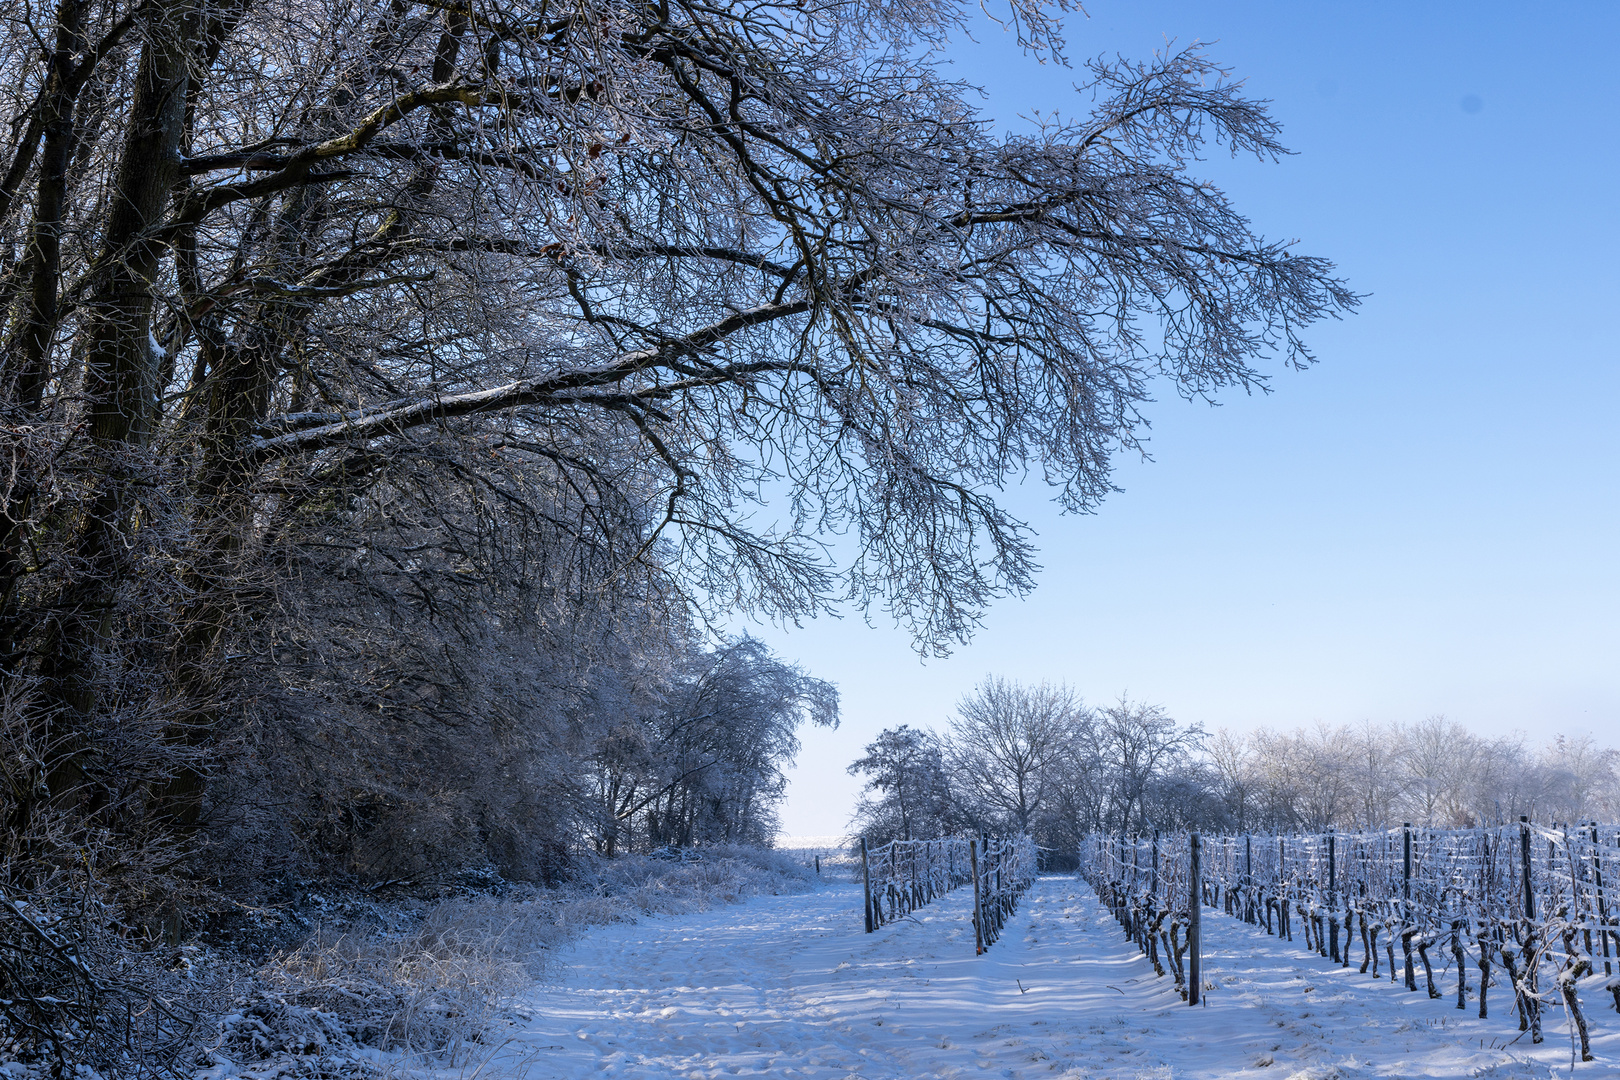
[501,876,1617,1079]
[776,835,852,852]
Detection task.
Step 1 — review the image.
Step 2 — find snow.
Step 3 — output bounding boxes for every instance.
[502,877,1618,1079]
[775,835,852,852]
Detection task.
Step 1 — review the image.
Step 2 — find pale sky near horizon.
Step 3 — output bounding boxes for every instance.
[743,1,1620,837]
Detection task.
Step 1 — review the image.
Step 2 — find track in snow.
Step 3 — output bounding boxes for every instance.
[504,877,1617,1079]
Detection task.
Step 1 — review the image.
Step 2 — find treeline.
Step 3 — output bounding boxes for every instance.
[847,679,1619,866]
[226,613,837,883]
[0,0,1354,949]
[1206,715,1617,834]
[0,0,1362,1068]
[21,508,838,888]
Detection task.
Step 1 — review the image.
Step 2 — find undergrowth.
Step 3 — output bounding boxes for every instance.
[2,847,817,1080]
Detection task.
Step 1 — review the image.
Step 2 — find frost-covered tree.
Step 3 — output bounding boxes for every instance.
[854,703,1618,852]
[1396,714,1479,826]
[1200,720,1620,832]
[642,636,839,849]
[0,0,1355,860]
[1095,697,1205,833]
[1207,728,1264,831]
[847,725,958,843]
[948,677,1086,832]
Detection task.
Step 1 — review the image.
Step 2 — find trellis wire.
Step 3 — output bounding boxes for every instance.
[1081,821,1620,1062]
[861,835,1037,954]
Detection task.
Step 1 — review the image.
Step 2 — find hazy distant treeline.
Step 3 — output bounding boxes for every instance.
[847,679,1618,865]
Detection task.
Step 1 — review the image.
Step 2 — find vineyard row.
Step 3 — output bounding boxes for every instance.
[1081,819,1620,1064]
[860,835,1037,953]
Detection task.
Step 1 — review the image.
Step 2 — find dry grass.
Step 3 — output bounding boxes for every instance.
[197,844,820,1076]
[568,843,817,918]
[0,846,820,1078]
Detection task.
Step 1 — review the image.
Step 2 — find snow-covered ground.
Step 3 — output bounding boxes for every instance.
[503,877,1618,1079]
[776,835,852,852]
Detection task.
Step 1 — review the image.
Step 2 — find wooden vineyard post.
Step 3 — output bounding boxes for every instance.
[862,838,874,933]
[1593,822,1612,977]
[1117,834,1130,937]
[1403,822,1412,910]
[1152,829,1160,902]
[1189,832,1203,1006]
[906,840,913,913]
[1224,838,1233,914]
[1327,828,1339,964]
[995,842,1004,937]
[970,837,985,954]
[1513,817,1540,1038]
[1401,822,1417,990]
[1475,827,1493,1019]
[1279,836,1290,941]
[1244,834,1253,924]
[1125,835,1135,928]
[1520,816,1535,919]
[1603,827,1620,1012]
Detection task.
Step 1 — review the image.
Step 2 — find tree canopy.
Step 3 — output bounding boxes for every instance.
[1,0,1351,888]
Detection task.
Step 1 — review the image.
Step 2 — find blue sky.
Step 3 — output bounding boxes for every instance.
[749,1,1620,836]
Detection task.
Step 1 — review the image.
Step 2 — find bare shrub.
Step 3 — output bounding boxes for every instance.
[574,845,816,915]
[0,879,247,1080]
[192,849,814,1075]
[255,904,537,1063]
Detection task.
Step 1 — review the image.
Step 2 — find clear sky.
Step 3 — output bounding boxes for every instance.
[748,1,1620,837]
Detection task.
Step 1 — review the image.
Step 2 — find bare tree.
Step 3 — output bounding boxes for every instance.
[209,433,687,880]
[641,635,839,849]
[1347,719,1403,830]
[1396,714,1478,826]
[1198,719,1620,832]
[948,677,1084,832]
[0,0,1355,856]
[1207,728,1263,831]
[1094,696,1205,833]
[847,724,957,843]
[853,700,1619,860]
[1039,719,1108,854]
[1246,722,1356,831]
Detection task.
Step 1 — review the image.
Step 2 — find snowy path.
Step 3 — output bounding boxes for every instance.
[505,877,1618,1079]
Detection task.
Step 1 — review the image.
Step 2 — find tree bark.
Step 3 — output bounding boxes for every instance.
[40,0,197,764]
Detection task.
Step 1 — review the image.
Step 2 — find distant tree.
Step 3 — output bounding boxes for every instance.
[948,677,1085,832]
[1141,760,1225,832]
[847,725,958,843]
[1390,715,1473,826]
[1037,723,1109,860]
[1343,720,1403,830]
[1519,734,1620,825]
[851,698,1620,849]
[1192,718,1620,832]
[1207,729,1264,832]
[1244,722,1356,831]
[1095,697,1205,833]
[593,635,838,853]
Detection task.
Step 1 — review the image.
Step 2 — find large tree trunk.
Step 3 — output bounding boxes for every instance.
[7,0,88,409]
[40,0,195,785]
[0,0,95,675]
